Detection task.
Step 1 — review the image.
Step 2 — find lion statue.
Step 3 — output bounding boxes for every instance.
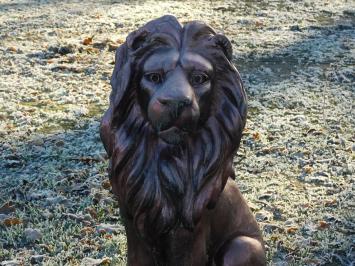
[100,15,265,266]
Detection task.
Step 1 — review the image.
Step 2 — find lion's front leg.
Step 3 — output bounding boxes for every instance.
[124,220,155,266]
[214,236,266,266]
[210,179,266,266]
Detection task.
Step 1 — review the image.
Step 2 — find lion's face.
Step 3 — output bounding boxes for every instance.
[137,48,213,144]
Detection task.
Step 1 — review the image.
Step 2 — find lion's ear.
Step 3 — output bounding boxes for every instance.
[127,29,149,51]
[110,27,150,106]
[213,34,233,61]
[110,43,130,105]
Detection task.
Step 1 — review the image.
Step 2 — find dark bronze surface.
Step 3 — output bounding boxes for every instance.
[100,15,265,265]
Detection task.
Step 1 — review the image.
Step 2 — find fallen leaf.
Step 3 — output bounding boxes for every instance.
[7,47,17,52]
[307,128,324,136]
[103,234,112,239]
[325,199,337,207]
[80,239,96,246]
[300,203,311,208]
[255,20,264,27]
[80,226,95,235]
[86,207,98,219]
[101,180,111,190]
[318,220,330,229]
[83,36,93,45]
[304,165,313,174]
[267,134,275,141]
[286,226,298,234]
[304,259,321,264]
[270,235,279,241]
[252,132,260,140]
[3,217,22,226]
[39,244,53,252]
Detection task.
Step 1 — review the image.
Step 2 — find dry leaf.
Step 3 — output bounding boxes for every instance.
[83,36,93,45]
[255,21,264,27]
[318,220,330,229]
[304,165,313,174]
[307,128,324,136]
[270,235,279,241]
[252,132,260,140]
[116,38,124,44]
[103,234,112,239]
[86,207,98,219]
[101,180,111,190]
[7,46,17,52]
[304,259,321,264]
[325,199,337,207]
[301,203,311,208]
[3,217,22,226]
[81,226,95,235]
[39,244,53,252]
[286,226,298,234]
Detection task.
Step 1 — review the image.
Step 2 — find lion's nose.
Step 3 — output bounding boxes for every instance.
[157,96,192,108]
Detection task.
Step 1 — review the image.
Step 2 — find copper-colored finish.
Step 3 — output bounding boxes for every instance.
[100,15,265,265]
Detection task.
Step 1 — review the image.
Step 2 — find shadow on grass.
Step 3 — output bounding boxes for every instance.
[235,23,354,86]
[0,119,106,204]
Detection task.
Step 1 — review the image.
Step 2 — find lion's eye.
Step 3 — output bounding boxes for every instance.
[145,73,162,84]
[190,73,209,85]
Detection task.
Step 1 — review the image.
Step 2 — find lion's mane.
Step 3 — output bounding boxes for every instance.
[100,16,247,242]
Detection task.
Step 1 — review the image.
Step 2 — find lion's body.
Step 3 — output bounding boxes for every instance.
[124,179,264,266]
[100,15,265,265]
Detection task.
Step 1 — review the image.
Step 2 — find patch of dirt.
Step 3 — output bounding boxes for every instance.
[0,0,354,265]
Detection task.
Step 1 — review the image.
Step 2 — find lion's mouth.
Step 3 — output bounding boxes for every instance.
[158,126,188,144]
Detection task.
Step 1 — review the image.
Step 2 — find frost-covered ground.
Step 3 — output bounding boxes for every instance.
[0,0,354,265]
